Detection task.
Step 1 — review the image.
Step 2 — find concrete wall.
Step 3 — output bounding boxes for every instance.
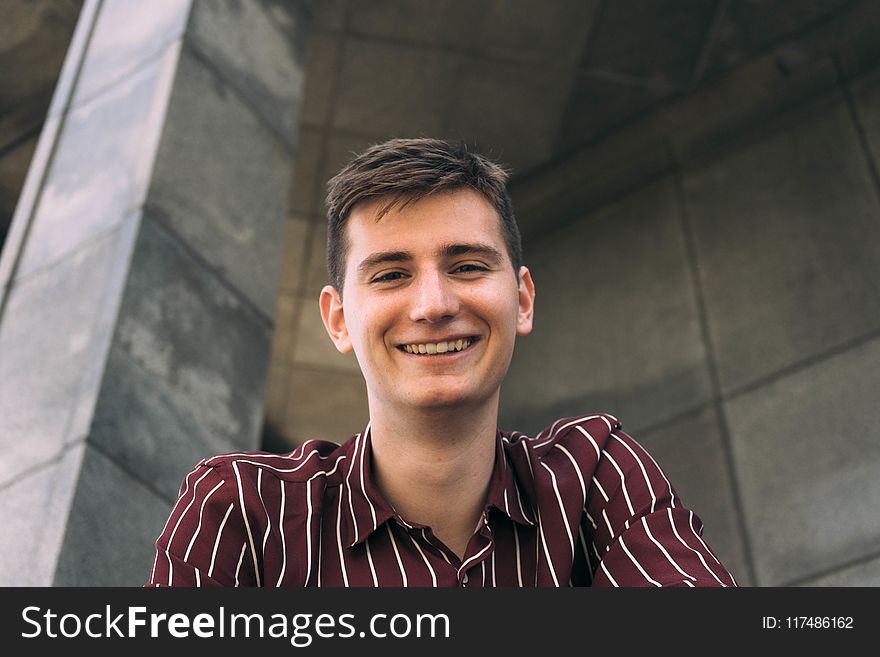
[0,0,309,586]
[501,37,880,587]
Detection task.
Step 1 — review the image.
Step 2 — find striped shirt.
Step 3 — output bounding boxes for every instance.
[146,413,736,587]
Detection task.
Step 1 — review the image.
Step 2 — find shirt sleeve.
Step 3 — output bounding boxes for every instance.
[145,460,259,587]
[586,428,737,587]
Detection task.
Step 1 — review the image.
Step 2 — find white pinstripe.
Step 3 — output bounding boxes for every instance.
[611,433,658,514]
[619,536,661,587]
[275,479,287,586]
[641,516,695,581]
[165,467,212,585]
[208,503,234,579]
[183,480,224,561]
[232,461,261,587]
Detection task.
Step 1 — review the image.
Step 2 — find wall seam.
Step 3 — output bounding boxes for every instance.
[671,157,759,587]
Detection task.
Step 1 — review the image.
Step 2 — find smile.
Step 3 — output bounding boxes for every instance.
[399,338,475,355]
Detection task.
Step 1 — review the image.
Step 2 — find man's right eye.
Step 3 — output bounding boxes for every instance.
[373,271,405,283]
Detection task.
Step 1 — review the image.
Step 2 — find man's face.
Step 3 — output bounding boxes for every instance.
[320,188,535,413]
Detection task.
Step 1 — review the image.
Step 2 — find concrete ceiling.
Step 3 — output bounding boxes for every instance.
[301,0,861,186]
[0,0,866,240]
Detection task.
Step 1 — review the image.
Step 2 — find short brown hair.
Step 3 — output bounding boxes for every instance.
[324,137,522,294]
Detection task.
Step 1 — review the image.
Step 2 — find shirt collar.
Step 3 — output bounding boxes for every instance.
[341,425,537,548]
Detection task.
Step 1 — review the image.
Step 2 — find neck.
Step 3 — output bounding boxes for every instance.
[367,396,500,559]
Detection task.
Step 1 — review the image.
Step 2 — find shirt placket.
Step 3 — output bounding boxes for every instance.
[457,511,495,587]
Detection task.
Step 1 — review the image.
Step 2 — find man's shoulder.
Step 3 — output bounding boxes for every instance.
[501,412,623,455]
[197,435,357,484]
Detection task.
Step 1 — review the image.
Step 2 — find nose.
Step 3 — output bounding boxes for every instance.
[409,270,459,323]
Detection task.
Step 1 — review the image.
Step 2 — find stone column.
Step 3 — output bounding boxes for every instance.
[0,0,309,585]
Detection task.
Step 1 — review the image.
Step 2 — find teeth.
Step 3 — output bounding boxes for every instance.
[404,339,473,355]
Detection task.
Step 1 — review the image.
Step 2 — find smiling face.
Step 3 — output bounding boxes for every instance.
[320,188,535,415]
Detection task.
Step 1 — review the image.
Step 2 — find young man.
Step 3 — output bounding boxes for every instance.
[147,138,736,587]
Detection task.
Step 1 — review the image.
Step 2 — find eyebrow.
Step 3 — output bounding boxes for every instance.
[356,242,505,277]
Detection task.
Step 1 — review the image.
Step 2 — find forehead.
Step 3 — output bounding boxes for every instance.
[344,188,505,255]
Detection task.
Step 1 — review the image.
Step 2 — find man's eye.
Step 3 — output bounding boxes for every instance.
[373,271,405,283]
[453,264,487,274]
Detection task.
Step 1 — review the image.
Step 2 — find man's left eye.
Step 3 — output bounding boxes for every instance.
[453,264,486,273]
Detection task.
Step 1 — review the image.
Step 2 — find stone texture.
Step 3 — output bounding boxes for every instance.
[89,216,271,501]
[262,362,292,437]
[702,0,866,82]
[636,406,752,586]
[586,0,717,88]
[501,178,711,437]
[188,0,308,141]
[276,217,312,295]
[445,58,573,174]
[332,39,458,137]
[304,217,330,294]
[269,292,297,365]
[0,443,85,586]
[0,0,81,142]
[315,131,382,215]
[15,44,179,279]
[53,445,172,586]
[283,368,369,444]
[852,69,880,174]
[299,34,339,128]
[0,213,139,484]
[725,335,880,586]
[291,291,361,373]
[148,46,292,317]
[288,127,322,216]
[71,0,190,105]
[347,0,483,50]
[683,95,880,394]
[0,133,37,241]
[799,555,880,587]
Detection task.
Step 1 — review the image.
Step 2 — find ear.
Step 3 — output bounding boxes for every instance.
[319,285,353,353]
[516,266,535,336]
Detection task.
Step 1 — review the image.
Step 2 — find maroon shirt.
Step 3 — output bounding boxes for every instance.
[147,413,736,587]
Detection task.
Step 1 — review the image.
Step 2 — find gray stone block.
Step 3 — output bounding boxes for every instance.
[725,335,880,586]
[287,127,322,216]
[71,0,190,105]
[799,554,880,587]
[347,0,483,50]
[16,48,177,279]
[586,0,717,88]
[299,35,339,128]
[332,39,457,137]
[303,217,329,294]
[501,178,712,437]
[283,367,368,444]
[292,292,361,373]
[53,444,172,586]
[636,406,752,587]
[89,215,271,500]
[268,292,297,365]
[315,131,382,216]
[188,0,308,141]
[445,58,571,174]
[683,95,880,393]
[276,217,312,295]
[853,69,880,176]
[0,0,80,139]
[0,213,139,484]
[148,46,293,317]
[0,443,85,586]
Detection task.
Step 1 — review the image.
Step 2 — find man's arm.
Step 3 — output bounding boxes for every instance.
[586,428,737,587]
[146,460,257,587]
